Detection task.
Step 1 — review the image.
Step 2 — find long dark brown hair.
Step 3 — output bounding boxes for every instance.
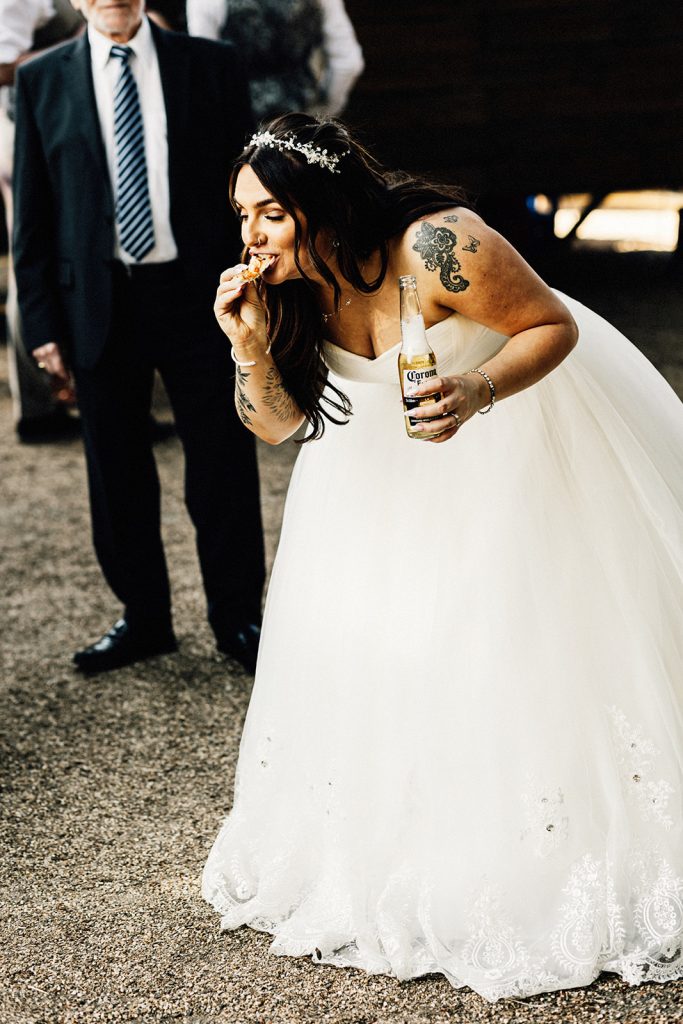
[230,113,473,441]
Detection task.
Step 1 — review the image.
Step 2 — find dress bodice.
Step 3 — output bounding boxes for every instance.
[322,311,509,385]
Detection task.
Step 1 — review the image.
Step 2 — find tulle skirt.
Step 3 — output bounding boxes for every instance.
[203,294,683,1001]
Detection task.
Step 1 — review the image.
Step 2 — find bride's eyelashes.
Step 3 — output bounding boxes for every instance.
[237,213,286,223]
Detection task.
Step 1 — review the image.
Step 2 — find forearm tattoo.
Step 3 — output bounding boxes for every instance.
[261,366,298,423]
[235,365,256,426]
[412,222,470,293]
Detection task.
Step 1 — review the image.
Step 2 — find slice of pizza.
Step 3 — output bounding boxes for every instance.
[237,253,275,283]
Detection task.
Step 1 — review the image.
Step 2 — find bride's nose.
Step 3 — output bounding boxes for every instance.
[242,221,266,249]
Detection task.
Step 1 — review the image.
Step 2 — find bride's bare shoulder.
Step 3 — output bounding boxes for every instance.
[394,208,487,286]
[395,207,487,266]
[395,206,575,336]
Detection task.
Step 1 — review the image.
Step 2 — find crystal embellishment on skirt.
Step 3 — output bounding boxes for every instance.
[521,777,569,857]
[608,706,675,829]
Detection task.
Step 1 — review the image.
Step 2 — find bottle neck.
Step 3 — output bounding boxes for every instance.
[399,277,432,355]
[399,285,422,322]
[400,313,432,355]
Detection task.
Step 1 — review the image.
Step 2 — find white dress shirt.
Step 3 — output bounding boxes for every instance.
[88,16,178,264]
[0,0,54,62]
[186,0,364,116]
[0,0,55,116]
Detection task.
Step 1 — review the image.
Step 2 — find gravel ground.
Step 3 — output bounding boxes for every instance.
[1,250,682,1024]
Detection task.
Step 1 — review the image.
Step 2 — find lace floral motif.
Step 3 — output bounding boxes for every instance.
[463,884,527,977]
[631,846,683,956]
[637,861,683,953]
[205,837,683,1000]
[551,854,625,976]
[463,884,560,998]
[608,707,675,829]
[204,709,683,1001]
[520,777,569,857]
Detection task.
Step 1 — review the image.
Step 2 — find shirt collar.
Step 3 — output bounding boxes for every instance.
[88,14,154,71]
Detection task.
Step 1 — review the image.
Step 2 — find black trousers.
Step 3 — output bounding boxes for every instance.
[72,261,265,638]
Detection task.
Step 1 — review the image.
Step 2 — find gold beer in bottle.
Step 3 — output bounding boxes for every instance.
[398,275,443,439]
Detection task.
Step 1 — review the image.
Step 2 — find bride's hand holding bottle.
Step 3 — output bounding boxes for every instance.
[410,372,491,443]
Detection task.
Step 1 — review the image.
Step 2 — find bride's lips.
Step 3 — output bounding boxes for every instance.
[256,254,278,273]
[235,253,277,284]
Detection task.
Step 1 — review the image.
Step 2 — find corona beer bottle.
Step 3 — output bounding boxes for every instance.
[398,275,443,439]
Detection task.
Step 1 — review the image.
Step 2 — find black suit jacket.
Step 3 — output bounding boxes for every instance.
[13,22,252,368]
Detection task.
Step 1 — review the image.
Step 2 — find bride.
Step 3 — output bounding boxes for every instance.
[202,113,683,1002]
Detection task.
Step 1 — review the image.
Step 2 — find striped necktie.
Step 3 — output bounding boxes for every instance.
[110,44,155,262]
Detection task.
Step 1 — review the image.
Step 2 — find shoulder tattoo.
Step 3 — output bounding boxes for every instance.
[412,222,470,294]
[261,366,297,423]
[443,214,459,223]
[235,365,256,427]
[462,234,480,253]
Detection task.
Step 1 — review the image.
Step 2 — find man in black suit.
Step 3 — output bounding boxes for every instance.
[13,0,265,673]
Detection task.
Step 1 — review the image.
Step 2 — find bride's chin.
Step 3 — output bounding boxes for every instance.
[262,259,296,285]
[271,268,301,285]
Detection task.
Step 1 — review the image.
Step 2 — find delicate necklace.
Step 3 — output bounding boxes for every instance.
[321,296,352,324]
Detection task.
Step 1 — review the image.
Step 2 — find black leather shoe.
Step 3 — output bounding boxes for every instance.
[17,409,81,444]
[73,619,177,674]
[216,622,261,674]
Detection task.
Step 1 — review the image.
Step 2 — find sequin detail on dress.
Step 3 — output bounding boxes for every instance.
[608,706,676,830]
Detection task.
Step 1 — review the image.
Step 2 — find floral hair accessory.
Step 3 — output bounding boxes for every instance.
[248,130,349,174]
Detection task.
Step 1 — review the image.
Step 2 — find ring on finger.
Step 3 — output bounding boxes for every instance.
[448,410,461,428]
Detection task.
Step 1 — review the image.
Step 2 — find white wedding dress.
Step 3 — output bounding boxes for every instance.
[203,291,683,1002]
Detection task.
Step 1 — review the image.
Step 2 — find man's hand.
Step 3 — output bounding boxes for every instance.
[33,342,68,381]
[0,51,41,88]
[0,63,17,88]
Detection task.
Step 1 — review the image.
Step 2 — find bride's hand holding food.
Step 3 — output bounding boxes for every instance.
[213,254,274,349]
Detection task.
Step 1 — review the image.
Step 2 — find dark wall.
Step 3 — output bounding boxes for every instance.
[343,0,683,197]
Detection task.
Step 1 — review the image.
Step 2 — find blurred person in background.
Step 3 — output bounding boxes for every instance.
[0,0,175,444]
[0,0,83,442]
[13,0,265,674]
[187,0,363,121]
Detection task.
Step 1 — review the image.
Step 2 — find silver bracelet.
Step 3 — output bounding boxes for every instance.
[231,347,256,367]
[230,339,272,368]
[466,367,496,414]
